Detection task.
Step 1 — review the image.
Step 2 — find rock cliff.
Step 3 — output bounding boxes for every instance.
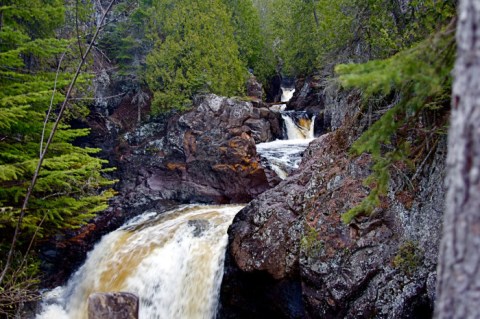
[220,83,446,318]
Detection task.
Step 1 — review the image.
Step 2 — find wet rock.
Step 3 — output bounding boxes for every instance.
[84,93,280,212]
[188,219,210,237]
[88,292,138,319]
[287,75,362,134]
[265,74,282,103]
[245,118,272,142]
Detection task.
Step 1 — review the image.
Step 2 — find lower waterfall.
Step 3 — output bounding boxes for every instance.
[37,205,244,319]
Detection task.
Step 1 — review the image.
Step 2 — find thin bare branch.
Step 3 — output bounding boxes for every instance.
[40,49,68,155]
[70,92,126,100]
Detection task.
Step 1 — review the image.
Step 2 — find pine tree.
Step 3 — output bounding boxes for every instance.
[0,0,115,315]
[335,1,456,223]
[222,0,275,82]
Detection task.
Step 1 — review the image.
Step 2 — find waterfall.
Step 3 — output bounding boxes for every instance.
[256,111,315,179]
[280,87,295,102]
[37,205,244,319]
[281,112,315,140]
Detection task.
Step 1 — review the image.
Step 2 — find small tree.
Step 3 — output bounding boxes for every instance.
[0,0,116,315]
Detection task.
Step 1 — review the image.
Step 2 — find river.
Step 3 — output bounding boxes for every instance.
[37,87,315,319]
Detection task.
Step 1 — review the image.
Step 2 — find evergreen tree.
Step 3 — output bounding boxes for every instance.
[0,0,115,314]
[222,0,275,82]
[145,0,247,112]
[335,1,456,223]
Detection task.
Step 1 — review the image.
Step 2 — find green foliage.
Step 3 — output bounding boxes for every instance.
[98,0,151,75]
[337,8,455,223]
[0,0,65,46]
[223,0,275,83]
[145,0,247,112]
[393,241,423,276]
[252,0,353,76]
[0,0,115,261]
[255,0,456,77]
[0,0,116,313]
[301,225,323,258]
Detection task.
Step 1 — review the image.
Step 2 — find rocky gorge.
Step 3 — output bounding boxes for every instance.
[218,77,447,318]
[39,69,448,318]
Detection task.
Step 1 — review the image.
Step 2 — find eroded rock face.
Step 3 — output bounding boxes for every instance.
[220,128,446,318]
[246,76,264,101]
[117,94,278,205]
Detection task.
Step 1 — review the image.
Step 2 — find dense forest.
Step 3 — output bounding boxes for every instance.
[2,0,479,318]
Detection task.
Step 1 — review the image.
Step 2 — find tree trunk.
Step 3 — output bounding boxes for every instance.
[435,1,480,318]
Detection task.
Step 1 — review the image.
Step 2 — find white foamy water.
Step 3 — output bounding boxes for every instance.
[256,138,313,178]
[282,113,315,140]
[37,205,244,319]
[256,110,315,179]
[281,87,295,102]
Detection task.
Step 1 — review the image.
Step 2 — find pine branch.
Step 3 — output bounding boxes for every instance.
[0,0,117,287]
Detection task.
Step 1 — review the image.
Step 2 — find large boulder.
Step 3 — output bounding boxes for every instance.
[220,128,446,318]
[118,94,278,205]
[88,292,139,319]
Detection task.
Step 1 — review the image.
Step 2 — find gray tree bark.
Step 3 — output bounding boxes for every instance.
[435,1,480,318]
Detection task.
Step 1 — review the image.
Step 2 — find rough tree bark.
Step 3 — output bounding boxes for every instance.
[435,1,480,318]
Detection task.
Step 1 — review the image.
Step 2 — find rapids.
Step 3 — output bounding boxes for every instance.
[256,111,315,179]
[37,205,244,319]
[37,85,315,318]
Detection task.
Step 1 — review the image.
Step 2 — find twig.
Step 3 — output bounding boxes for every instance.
[94,45,112,64]
[412,138,439,181]
[40,49,68,155]
[69,92,126,100]
[392,164,415,191]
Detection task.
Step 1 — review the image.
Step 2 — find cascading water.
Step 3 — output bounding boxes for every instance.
[282,111,315,140]
[37,205,244,319]
[36,83,315,318]
[281,87,295,103]
[257,88,316,179]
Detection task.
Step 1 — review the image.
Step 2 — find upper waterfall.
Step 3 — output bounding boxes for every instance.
[282,111,315,140]
[37,205,244,319]
[280,87,295,102]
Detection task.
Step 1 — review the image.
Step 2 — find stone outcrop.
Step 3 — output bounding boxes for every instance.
[220,119,446,318]
[116,94,278,205]
[246,76,264,101]
[286,75,362,138]
[88,292,139,319]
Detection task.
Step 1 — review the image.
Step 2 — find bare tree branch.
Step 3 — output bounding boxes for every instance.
[40,49,68,155]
